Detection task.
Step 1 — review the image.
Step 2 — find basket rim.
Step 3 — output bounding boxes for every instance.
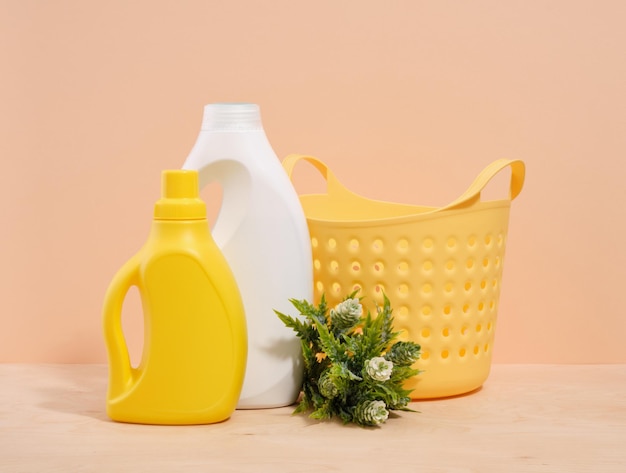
[300,197,512,226]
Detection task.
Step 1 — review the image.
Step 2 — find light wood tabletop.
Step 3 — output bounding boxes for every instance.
[1,364,624,472]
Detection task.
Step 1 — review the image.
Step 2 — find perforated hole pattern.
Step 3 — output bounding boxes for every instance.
[310,230,508,372]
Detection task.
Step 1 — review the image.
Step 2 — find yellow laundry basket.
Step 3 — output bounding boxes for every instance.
[283,155,525,399]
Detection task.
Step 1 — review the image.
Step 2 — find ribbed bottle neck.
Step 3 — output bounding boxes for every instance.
[200,103,263,131]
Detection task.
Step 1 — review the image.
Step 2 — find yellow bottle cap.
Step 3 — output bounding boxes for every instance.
[154,170,206,220]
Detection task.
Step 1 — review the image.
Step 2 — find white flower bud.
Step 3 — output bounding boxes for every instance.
[354,400,389,426]
[330,298,363,330]
[365,356,394,382]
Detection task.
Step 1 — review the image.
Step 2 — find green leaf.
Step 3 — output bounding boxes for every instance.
[313,316,344,362]
[386,340,421,366]
[293,398,310,415]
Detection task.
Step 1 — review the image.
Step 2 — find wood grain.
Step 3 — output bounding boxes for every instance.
[1,364,624,472]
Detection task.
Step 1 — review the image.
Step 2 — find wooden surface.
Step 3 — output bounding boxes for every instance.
[1,364,625,472]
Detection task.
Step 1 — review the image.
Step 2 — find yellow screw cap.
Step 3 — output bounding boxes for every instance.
[154,170,206,220]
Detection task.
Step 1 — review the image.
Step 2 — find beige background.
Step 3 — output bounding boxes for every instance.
[1,1,624,363]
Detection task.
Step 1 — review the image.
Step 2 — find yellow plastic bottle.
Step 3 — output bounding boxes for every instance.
[102,170,247,425]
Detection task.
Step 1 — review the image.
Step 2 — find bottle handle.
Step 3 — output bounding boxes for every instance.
[186,160,252,248]
[102,256,140,399]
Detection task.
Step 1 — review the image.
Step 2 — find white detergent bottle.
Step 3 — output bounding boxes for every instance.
[182,103,313,409]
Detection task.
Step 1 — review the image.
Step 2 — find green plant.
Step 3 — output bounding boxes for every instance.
[275,291,421,426]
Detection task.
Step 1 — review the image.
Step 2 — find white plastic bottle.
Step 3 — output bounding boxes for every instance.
[182,103,313,409]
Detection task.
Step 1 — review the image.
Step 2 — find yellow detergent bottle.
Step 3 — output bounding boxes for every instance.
[102,169,247,425]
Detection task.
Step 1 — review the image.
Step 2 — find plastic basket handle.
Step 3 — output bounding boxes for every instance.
[282,154,359,199]
[283,154,525,210]
[440,158,525,211]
